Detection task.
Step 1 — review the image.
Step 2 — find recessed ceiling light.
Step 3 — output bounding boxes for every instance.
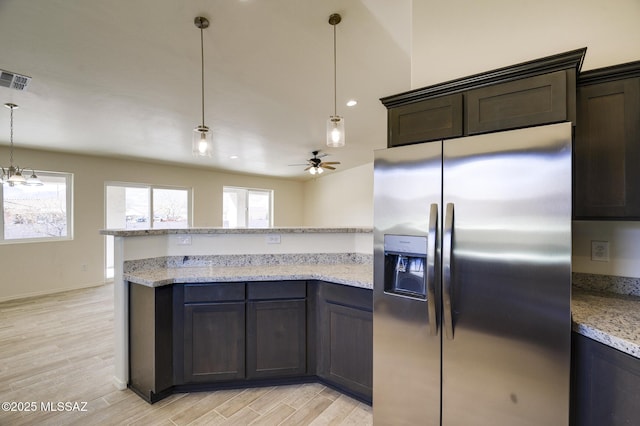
[346,99,358,107]
[229,155,239,159]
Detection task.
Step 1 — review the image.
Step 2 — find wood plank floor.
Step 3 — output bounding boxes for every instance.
[0,284,373,425]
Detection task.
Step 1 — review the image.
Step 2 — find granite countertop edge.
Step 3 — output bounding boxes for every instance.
[571,289,640,359]
[101,226,373,237]
[124,264,373,290]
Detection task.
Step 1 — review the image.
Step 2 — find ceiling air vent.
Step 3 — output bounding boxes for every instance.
[0,69,31,91]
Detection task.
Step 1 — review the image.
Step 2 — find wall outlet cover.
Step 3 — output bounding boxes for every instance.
[591,240,610,262]
[176,235,192,246]
[266,234,281,244]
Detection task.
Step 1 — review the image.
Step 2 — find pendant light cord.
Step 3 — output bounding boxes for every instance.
[333,23,337,117]
[200,26,205,127]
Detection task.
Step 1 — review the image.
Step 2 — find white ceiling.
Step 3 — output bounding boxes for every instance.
[0,0,412,180]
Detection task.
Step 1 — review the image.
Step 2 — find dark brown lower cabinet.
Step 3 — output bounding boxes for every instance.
[130,280,373,404]
[246,300,306,379]
[129,283,173,403]
[317,282,373,402]
[183,302,245,383]
[571,333,640,426]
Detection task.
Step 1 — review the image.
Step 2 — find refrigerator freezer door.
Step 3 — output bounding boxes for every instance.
[441,122,572,426]
[373,142,442,426]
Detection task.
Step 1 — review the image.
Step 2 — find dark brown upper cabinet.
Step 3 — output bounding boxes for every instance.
[388,94,463,147]
[381,48,585,148]
[574,61,640,219]
[466,70,570,134]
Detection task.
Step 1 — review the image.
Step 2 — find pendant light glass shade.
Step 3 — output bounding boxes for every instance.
[326,115,345,148]
[192,125,212,157]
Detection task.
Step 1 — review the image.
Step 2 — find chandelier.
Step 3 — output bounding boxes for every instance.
[1,103,42,186]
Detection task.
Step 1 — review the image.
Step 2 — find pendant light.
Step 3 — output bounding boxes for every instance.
[326,13,345,148]
[192,16,212,157]
[1,103,42,186]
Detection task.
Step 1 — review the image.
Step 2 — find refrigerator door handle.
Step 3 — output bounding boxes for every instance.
[426,203,438,336]
[443,202,454,340]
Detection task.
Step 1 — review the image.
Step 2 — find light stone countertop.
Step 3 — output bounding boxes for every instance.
[572,289,640,359]
[101,226,373,237]
[124,262,373,290]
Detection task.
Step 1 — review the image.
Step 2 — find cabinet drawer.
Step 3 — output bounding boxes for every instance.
[466,70,568,134]
[183,283,245,303]
[247,281,306,300]
[389,93,463,146]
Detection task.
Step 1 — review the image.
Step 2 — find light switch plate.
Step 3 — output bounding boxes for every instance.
[591,240,609,262]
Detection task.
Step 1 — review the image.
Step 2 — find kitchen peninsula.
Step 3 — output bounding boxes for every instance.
[100,227,374,402]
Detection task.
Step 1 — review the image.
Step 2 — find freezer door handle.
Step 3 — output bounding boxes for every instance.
[443,202,454,340]
[426,203,438,336]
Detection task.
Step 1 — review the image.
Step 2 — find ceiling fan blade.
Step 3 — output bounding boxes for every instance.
[316,153,328,158]
[288,163,309,167]
[303,166,312,171]
[320,161,341,165]
[321,165,336,170]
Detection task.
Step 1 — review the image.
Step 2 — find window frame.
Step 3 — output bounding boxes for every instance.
[223,186,273,228]
[104,181,193,230]
[0,170,74,244]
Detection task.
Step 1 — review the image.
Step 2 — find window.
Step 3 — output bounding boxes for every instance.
[223,186,273,228]
[104,183,191,278]
[0,171,73,243]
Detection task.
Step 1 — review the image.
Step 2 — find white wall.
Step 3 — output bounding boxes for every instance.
[302,163,374,227]
[412,0,640,88]
[573,221,640,278]
[0,147,304,301]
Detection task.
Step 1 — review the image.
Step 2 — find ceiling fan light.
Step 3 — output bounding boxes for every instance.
[316,166,324,174]
[309,167,317,175]
[192,125,212,157]
[326,115,345,148]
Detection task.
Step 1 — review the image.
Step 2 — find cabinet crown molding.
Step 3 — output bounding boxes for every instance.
[578,60,640,86]
[381,47,586,108]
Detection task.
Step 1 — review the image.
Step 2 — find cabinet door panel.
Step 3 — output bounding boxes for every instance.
[572,333,640,426]
[466,71,568,134]
[574,77,640,218]
[389,94,463,147]
[184,302,245,382]
[320,300,373,399]
[246,300,306,379]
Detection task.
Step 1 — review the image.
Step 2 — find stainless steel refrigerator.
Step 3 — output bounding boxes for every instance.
[373,122,572,426]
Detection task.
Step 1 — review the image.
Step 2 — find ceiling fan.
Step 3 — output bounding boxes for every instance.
[290,150,341,175]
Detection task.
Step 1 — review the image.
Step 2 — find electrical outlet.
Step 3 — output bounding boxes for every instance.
[591,240,609,262]
[266,234,281,244]
[176,235,192,246]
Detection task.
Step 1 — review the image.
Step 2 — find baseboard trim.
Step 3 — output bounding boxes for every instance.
[0,281,109,303]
